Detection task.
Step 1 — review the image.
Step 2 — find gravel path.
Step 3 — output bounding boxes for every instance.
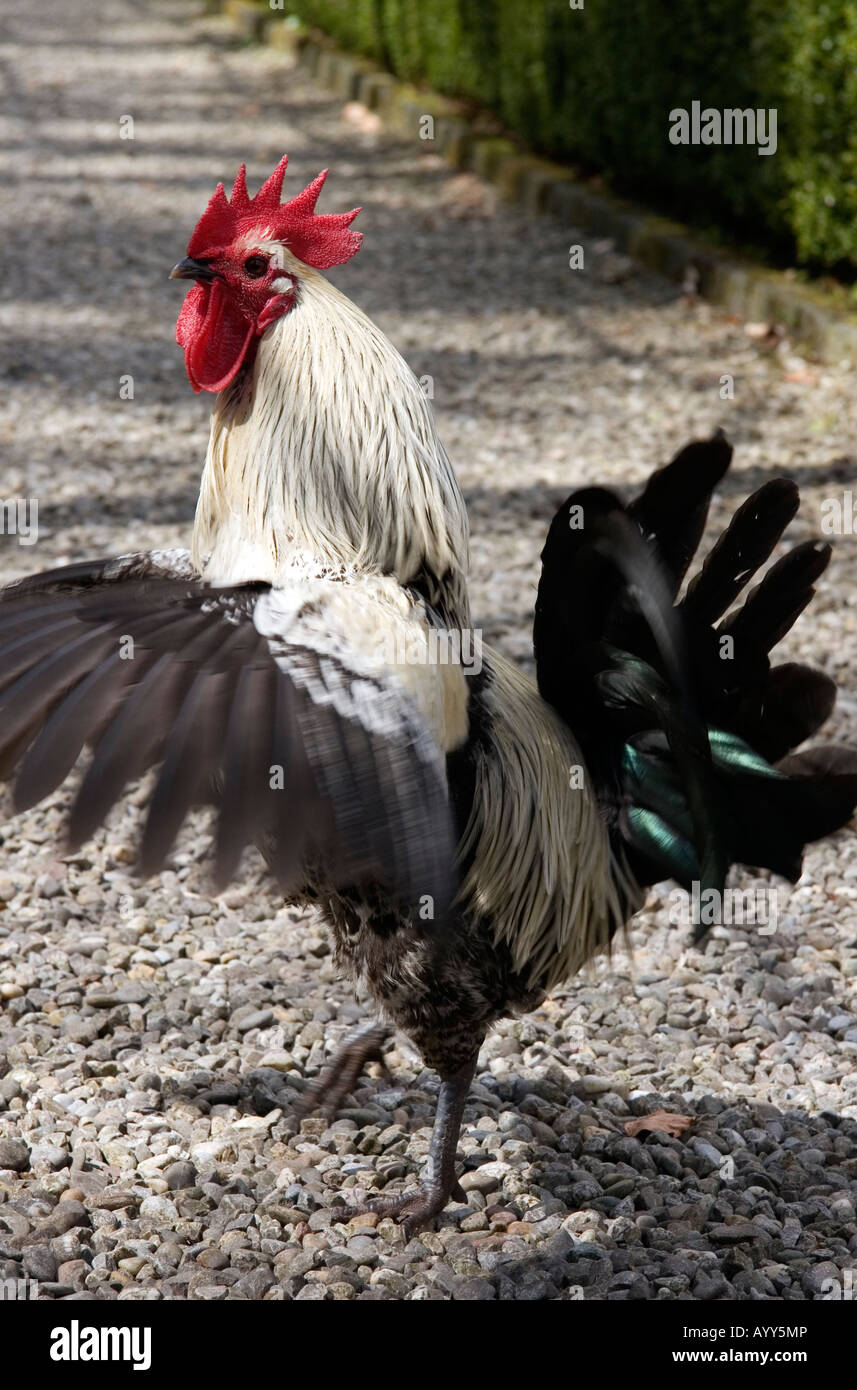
[1,0,856,1303]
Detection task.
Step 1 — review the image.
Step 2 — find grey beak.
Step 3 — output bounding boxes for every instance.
[169,257,216,282]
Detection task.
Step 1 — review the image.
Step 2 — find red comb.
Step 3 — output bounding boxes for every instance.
[187,156,362,269]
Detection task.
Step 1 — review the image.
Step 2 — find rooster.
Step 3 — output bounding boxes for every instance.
[1,158,856,1238]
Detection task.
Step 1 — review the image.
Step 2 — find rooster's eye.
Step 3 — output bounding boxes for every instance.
[243,255,268,279]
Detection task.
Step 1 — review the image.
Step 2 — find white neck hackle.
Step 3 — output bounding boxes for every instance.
[192,260,471,628]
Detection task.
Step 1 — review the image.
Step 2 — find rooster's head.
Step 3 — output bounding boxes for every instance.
[171,156,362,393]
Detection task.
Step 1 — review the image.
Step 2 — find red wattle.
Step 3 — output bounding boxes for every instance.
[175,280,257,394]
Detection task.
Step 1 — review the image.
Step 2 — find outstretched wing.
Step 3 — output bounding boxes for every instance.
[0,552,458,918]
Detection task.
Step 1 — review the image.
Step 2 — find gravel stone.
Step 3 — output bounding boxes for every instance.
[23,1246,59,1282]
[0,1140,30,1172]
[164,1162,198,1192]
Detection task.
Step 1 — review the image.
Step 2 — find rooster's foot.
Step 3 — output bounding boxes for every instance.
[297,1020,391,1119]
[333,1177,468,1241]
[332,1055,478,1239]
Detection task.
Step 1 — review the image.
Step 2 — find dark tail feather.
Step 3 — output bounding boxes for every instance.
[733,662,836,764]
[721,540,831,655]
[705,730,857,888]
[535,433,857,938]
[777,743,857,780]
[682,479,799,626]
[619,724,857,919]
[774,743,857,847]
[628,432,733,593]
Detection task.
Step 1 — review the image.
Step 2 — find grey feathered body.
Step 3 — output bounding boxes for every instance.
[323,888,542,1076]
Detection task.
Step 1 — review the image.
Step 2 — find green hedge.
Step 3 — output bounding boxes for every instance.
[280,0,857,273]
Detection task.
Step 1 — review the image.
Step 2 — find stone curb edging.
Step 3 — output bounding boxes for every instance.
[222,0,857,363]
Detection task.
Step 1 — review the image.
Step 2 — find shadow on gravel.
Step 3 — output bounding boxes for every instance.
[130,1057,857,1302]
[3,487,201,535]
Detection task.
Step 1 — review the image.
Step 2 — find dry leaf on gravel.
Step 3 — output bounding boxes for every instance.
[625,1111,694,1139]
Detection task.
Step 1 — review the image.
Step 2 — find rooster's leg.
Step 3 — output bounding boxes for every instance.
[336,1054,477,1240]
[297,1020,392,1118]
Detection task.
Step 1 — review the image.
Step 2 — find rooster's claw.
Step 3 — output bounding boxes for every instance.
[297,1020,391,1119]
[332,1177,467,1241]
